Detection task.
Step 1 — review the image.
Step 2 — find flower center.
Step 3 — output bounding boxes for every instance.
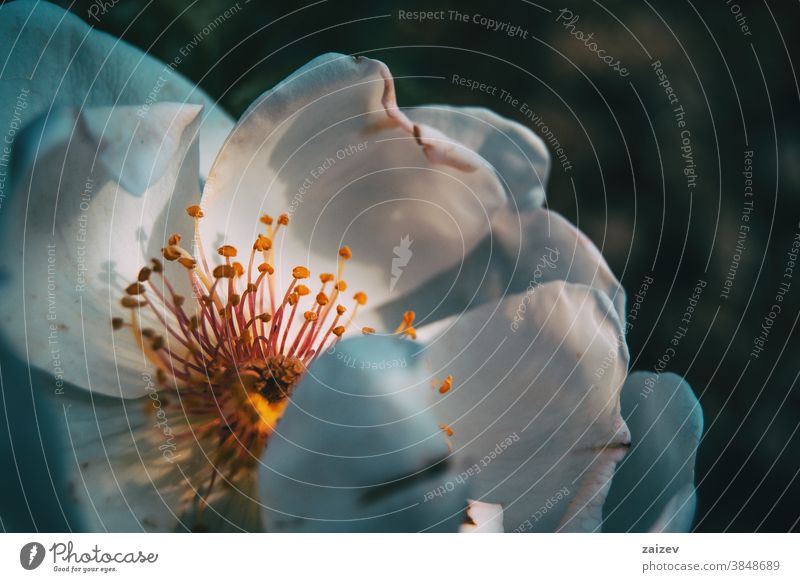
[112,208,372,525]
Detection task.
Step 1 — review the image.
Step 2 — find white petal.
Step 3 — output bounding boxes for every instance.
[0,103,202,397]
[199,53,506,307]
[416,282,630,532]
[50,384,184,532]
[407,106,550,209]
[43,377,264,532]
[602,372,703,532]
[376,207,624,341]
[0,0,233,176]
[260,336,467,532]
[460,500,504,533]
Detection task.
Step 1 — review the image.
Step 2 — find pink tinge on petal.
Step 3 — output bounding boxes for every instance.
[376,60,483,173]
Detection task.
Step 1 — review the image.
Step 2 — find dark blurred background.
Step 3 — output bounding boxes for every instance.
[49,0,799,532]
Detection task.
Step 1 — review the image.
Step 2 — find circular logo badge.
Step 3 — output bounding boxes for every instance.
[20,542,46,570]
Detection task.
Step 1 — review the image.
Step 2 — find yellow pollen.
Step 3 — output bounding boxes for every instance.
[404,326,417,340]
[332,325,346,337]
[353,291,367,306]
[232,262,244,277]
[316,292,329,306]
[338,246,352,260]
[213,265,236,279]
[217,245,238,257]
[362,326,375,335]
[161,246,182,261]
[292,266,310,279]
[319,273,334,283]
[253,235,272,251]
[336,305,347,315]
[168,233,181,246]
[278,214,290,225]
[121,297,145,308]
[304,311,318,322]
[260,214,273,225]
[288,293,299,306]
[439,423,454,437]
[438,375,453,394]
[258,313,272,323]
[258,263,274,274]
[295,284,310,296]
[126,282,146,295]
[336,280,347,292]
[178,257,196,269]
[186,205,204,218]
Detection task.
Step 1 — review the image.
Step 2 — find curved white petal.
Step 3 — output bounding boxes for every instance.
[407,105,550,209]
[416,282,630,532]
[260,336,467,532]
[0,0,233,176]
[602,372,703,532]
[461,500,504,533]
[41,377,264,532]
[0,102,202,398]
[376,207,624,332]
[199,53,506,309]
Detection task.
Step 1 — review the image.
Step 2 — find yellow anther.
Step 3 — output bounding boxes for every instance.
[316,292,329,306]
[126,282,146,295]
[260,214,274,226]
[353,291,367,306]
[137,267,152,282]
[258,263,275,274]
[178,257,196,269]
[438,375,453,394]
[168,233,181,246]
[362,326,375,335]
[278,213,290,225]
[111,317,124,330]
[439,423,454,437]
[161,246,182,261]
[186,205,204,218]
[292,266,310,279]
[121,297,145,308]
[404,326,417,340]
[332,325,346,337]
[338,246,352,260]
[336,305,347,315]
[402,311,415,326]
[217,245,238,258]
[295,284,310,296]
[253,235,272,252]
[232,262,244,277]
[213,265,236,279]
[258,313,272,323]
[304,311,318,322]
[336,280,347,292]
[288,293,299,306]
[320,273,335,283]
